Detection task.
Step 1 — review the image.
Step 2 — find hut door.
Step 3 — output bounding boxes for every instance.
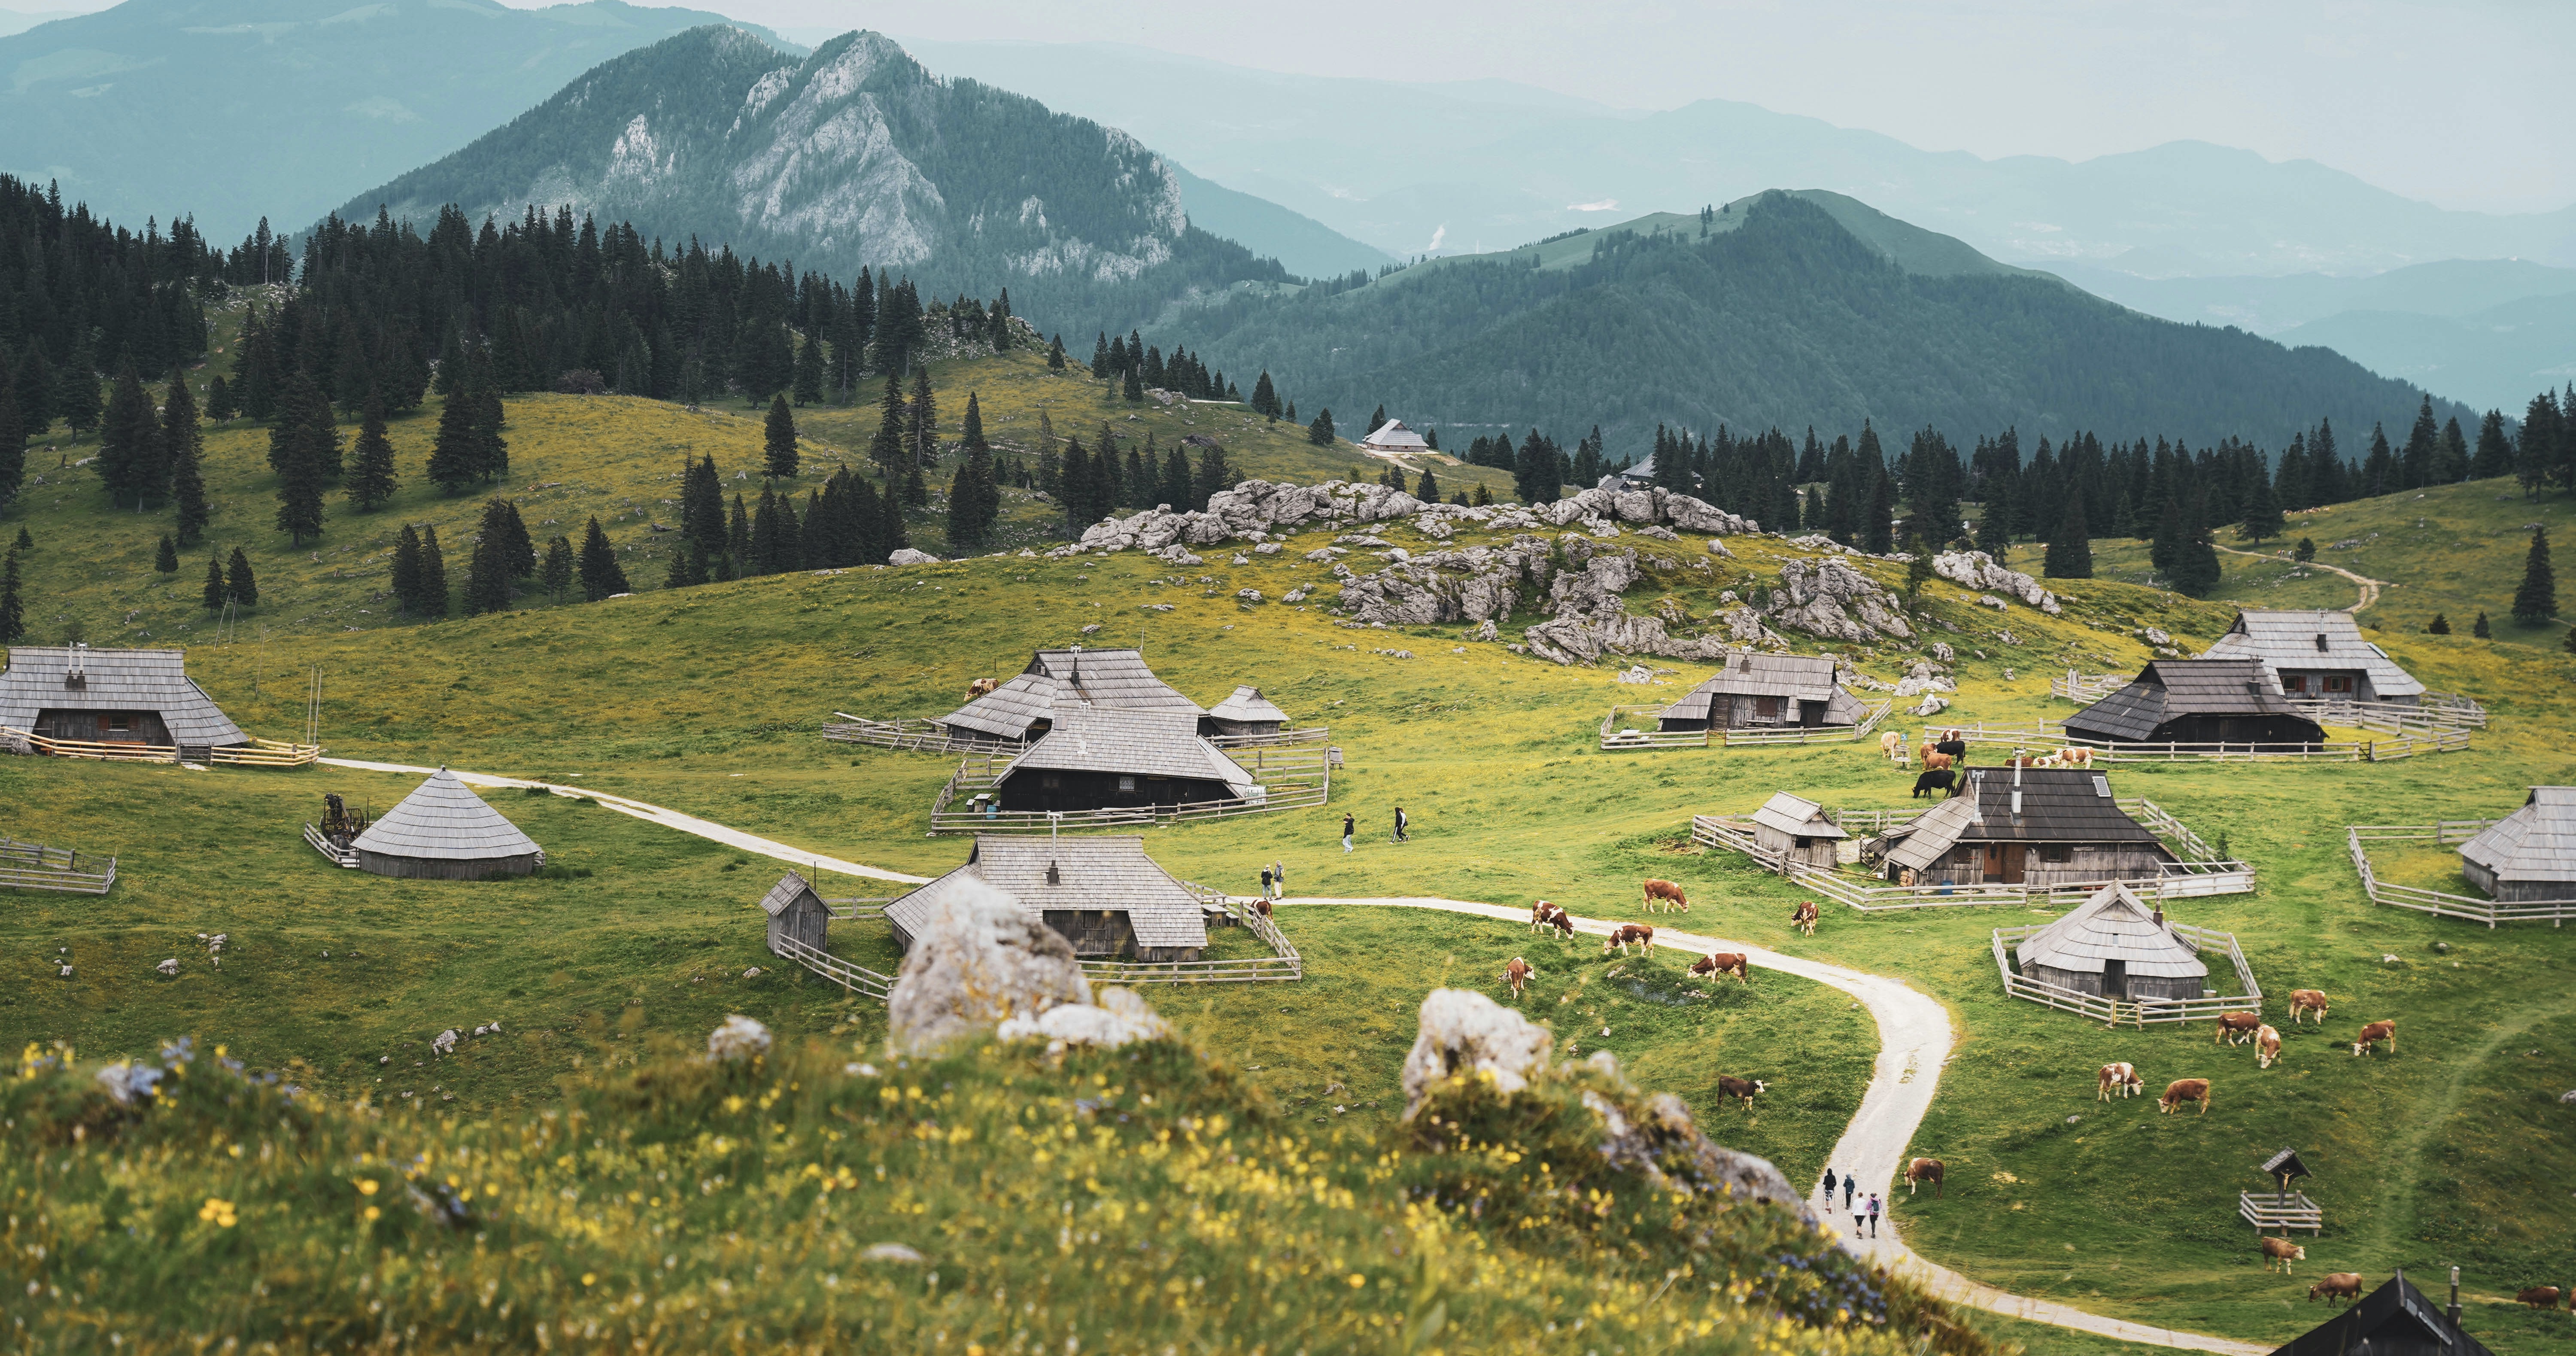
[1982,843,2026,884]
[2102,959,2129,999]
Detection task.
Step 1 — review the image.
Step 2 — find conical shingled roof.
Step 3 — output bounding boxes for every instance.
[2458,786,2576,885]
[2014,882,2207,980]
[352,768,544,862]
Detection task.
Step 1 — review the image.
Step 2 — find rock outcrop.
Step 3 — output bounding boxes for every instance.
[996,985,1172,1053]
[1054,480,1754,559]
[1400,988,1555,1118]
[1931,550,2061,614]
[885,879,1091,1055]
[1768,557,1914,643]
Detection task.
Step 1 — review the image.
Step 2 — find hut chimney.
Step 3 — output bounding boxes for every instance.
[2448,1266,2461,1326]
[2010,752,2023,817]
[1045,811,1063,885]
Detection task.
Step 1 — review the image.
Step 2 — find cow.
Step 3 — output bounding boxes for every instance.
[2159,1078,2212,1116]
[1912,769,1958,799]
[1921,750,1956,773]
[2214,1011,2264,1046]
[2308,1274,2365,1305]
[1905,1157,1944,1198]
[1716,1075,1767,1106]
[2096,1062,2143,1100]
[1502,957,1535,997]
[1604,924,1654,957]
[1690,952,1750,985]
[2352,1020,2396,1057]
[2514,1286,2566,1311]
[1530,900,1561,930]
[2288,989,2330,1025]
[1541,907,1576,940]
[1251,896,1273,918]
[1640,879,1689,913]
[2260,1236,2307,1274]
[965,676,1000,700]
[2056,747,2095,769]
[1881,730,1911,766]
[2254,1025,2283,1069]
[1790,899,1820,936]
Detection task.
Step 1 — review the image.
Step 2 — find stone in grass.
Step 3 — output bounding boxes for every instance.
[886,878,1090,1056]
[1400,988,1554,1116]
[998,986,1172,1052]
[887,548,941,566]
[707,1014,772,1061]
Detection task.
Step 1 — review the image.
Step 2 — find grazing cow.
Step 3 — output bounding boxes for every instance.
[2288,989,2330,1025]
[1716,1075,1767,1105]
[1905,1157,1945,1198]
[2096,1062,2143,1100]
[2214,1012,2264,1046]
[1881,730,1910,766]
[2254,1025,2282,1069]
[1530,900,1561,931]
[1604,924,1655,957]
[1921,750,1956,773]
[2159,1078,2212,1115]
[2514,1286,2565,1311]
[1502,957,1535,997]
[2260,1236,2307,1274]
[1912,769,1958,799]
[1543,907,1576,939]
[1641,879,1689,913]
[2352,1020,2396,1057]
[2057,747,2095,769]
[2309,1274,2364,1305]
[1691,952,1751,985]
[1252,897,1273,918]
[965,676,1000,700]
[1790,899,1820,936]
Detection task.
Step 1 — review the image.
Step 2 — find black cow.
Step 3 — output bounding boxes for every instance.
[1911,769,1957,798]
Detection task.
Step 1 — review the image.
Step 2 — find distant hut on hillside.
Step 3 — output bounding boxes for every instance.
[885,835,1207,961]
[1358,419,1430,457]
[2199,609,2425,704]
[0,644,249,760]
[988,707,1259,813]
[1749,791,1847,870]
[350,768,545,880]
[1203,686,1290,739]
[2011,882,2208,1002]
[760,870,832,956]
[2456,787,2576,903]
[1657,652,1867,733]
[936,647,1202,746]
[2268,1271,2493,1356]
[2061,658,2325,748]
[1877,766,2175,887]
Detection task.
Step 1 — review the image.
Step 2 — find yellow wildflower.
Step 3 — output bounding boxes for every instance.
[198,1198,238,1228]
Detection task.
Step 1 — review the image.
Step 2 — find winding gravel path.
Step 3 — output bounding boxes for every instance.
[2213,542,2385,613]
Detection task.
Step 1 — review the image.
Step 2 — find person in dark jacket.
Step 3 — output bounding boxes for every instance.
[1393,806,1410,842]
[1821,1167,1838,1213]
[1341,814,1355,853]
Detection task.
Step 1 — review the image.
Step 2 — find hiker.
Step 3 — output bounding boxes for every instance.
[1342,814,1355,853]
[1821,1167,1838,1213]
[1260,865,1273,899]
[1842,1173,1856,1213]
[1865,1194,1881,1238]
[1393,806,1410,843]
[1269,861,1285,900]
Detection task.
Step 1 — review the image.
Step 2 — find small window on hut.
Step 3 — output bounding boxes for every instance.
[2040,844,2072,863]
[1118,775,1137,792]
[2324,675,2353,693]
[2281,675,2306,693]
[105,714,132,733]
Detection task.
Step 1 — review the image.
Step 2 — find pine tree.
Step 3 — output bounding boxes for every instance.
[2473,410,2514,479]
[2426,614,2451,635]
[462,502,514,615]
[2237,471,2283,544]
[499,500,536,577]
[2513,526,2555,623]
[907,367,938,471]
[2520,392,2562,497]
[225,547,258,607]
[1471,480,1494,507]
[0,550,22,643]
[1903,534,1935,596]
[764,393,799,478]
[202,554,226,612]
[1160,444,1191,512]
[2149,495,2183,576]
[1250,371,1279,420]
[791,330,824,406]
[868,372,906,475]
[540,535,574,601]
[346,388,398,510]
[204,375,234,423]
[2043,491,2093,579]
[2293,537,2315,562]
[1046,334,1067,372]
[2172,493,2221,596]
[97,366,161,508]
[948,443,999,551]
[1862,466,1894,553]
[1307,407,1335,447]
[1367,404,1388,438]
[158,371,205,542]
[1122,364,1143,402]
[391,524,423,613]
[153,535,178,573]
[426,391,480,493]
[960,392,988,458]
[2362,422,2395,496]
[1059,436,1092,532]
[1974,498,2011,562]
[727,494,753,566]
[57,341,100,435]
[2473,610,2492,638]
[1193,443,1234,512]
[472,376,507,480]
[1415,467,1440,502]
[273,404,327,546]
[683,454,726,559]
[0,375,22,515]
[577,517,626,601]
[417,526,449,617]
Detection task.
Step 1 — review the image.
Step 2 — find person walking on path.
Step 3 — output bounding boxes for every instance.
[1865,1194,1881,1238]
[1341,814,1355,853]
[1260,865,1273,900]
[1270,861,1285,900]
[1821,1167,1838,1213]
[1842,1174,1856,1213]
[1393,806,1410,843]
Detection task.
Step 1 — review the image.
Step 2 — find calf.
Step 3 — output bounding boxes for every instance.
[2308,1274,2364,1306]
[1905,1157,1944,1198]
[1529,900,1564,931]
[1690,952,1751,985]
[2159,1078,2212,1116]
[1252,896,1273,918]
[2055,747,2095,769]
[1502,957,1534,998]
[2096,1061,2142,1100]
[2260,1236,2307,1274]
[2351,1019,2396,1057]
[1716,1075,1767,1106]
[1921,750,1956,773]
[1880,730,1910,766]
[1912,769,1957,799]
[2255,1024,2283,1069]
[965,675,1000,700]
[1604,924,1654,957]
[2514,1286,2565,1311]
[1640,879,1689,913]
[2288,989,2329,1025]
[2214,1011,2264,1046]
[1790,899,1820,936]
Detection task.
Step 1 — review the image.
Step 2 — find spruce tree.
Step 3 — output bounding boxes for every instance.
[204,375,234,423]
[728,495,752,563]
[1046,334,1066,372]
[1160,444,1191,512]
[1974,498,2011,562]
[960,392,988,457]
[1415,467,1440,502]
[391,524,423,613]
[1862,466,1894,553]
[98,366,161,508]
[202,553,227,611]
[462,519,513,615]
[2438,417,2470,483]
[2043,491,2093,579]
[2474,410,2514,479]
[2520,392,2562,497]
[57,341,100,436]
[2293,537,2315,562]
[426,391,480,493]
[791,330,825,406]
[2564,626,2576,657]
[0,375,22,514]
[1903,534,1935,596]
[907,367,938,471]
[947,444,998,551]
[417,526,450,617]
[1059,436,1092,532]
[877,475,911,556]
[577,517,626,601]
[1251,371,1279,420]
[346,388,398,511]
[153,534,178,573]
[225,547,258,607]
[764,393,799,478]
[274,416,326,545]
[748,486,780,576]
[868,372,906,475]
[1306,407,1335,447]
[2426,614,2451,635]
[472,376,507,480]
[499,500,536,577]
[2473,610,2492,638]
[2171,493,2221,597]
[0,550,21,643]
[2149,495,2183,576]
[161,370,207,541]
[2237,471,2283,544]
[2513,526,2556,623]
[541,535,574,601]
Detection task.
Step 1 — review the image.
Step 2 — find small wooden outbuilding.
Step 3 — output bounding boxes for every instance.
[760,870,831,955]
[2199,609,2425,703]
[1358,419,1430,456]
[2269,1270,2492,1356]
[1657,652,1867,732]
[990,706,1257,813]
[349,767,545,880]
[937,647,1203,745]
[1203,685,1291,738]
[2062,658,2325,747]
[884,835,1208,961]
[0,644,249,759]
[2456,786,2576,903]
[2011,882,2208,1002]
[1750,791,1847,869]
[1880,766,2175,887]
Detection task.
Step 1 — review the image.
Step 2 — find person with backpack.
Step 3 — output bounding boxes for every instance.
[1269,861,1285,900]
[1341,814,1355,853]
[1865,1193,1882,1238]
[1393,806,1410,843]
[1820,1167,1838,1213]
[1259,865,1273,899]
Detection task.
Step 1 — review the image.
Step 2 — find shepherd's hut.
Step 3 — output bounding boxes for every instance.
[2456,787,2576,903]
[760,870,832,955]
[1358,419,1430,456]
[1878,766,2174,887]
[2060,658,2325,748]
[1657,652,1867,733]
[2269,1271,2493,1356]
[2199,609,2425,703]
[0,645,249,760]
[1203,686,1291,738]
[885,835,1207,961]
[938,647,1203,745]
[989,706,1259,813]
[1750,792,1847,869]
[350,768,545,880]
[2011,882,2208,1002]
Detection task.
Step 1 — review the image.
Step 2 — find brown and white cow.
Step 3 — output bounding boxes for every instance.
[2308,1274,2364,1305]
[2351,1020,2396,1057]
[965,675,1000,700]
[1502,957,1535,997]
[1604,924,1655,957]
[1251,896,1273,918]
[1790,900,1820,936]
[2288,989,2330,1025]
[2514,1286,2567,1311]
[1641,879,1689,913]
[1690,952,1751,985]
[2254,1025,2283,1069]
[2260,1236,2307,1274]
[2055,747,2095,769]
[1531,900,1571,933]
[2096,1062,2143,1100]
[2159,1078,2212,1116]
[2214,1012,2264,1046]
[1920,750,1956,773]
[1905,1157,1944,1198]
[1716,1075,1767,1105]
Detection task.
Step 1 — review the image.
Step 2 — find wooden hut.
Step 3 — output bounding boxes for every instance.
[2269,1270,2492,1356]
[1879,766,2175,887]
[1750,791,1847,869]
[2199,609,2425,703]
[990,706,1257,813]
[1657,652,1867,733]
[884,835,1208,961]
[2061,658,2326,747]
[760,870,831,955]
[936,646,1203,745]
[349,767,545,880]
[2010,882,2209,1001]
[1203,685,1290,738]
[0,644,249,760]
[2456,787,2576,903]
[1358,419,1430,456]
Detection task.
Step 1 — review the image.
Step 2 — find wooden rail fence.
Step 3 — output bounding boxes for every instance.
[1906,722,2467,763]
[2051,675,2488,733]
[0,836,116,894]
[2240,1192,2324,1236]
[823,715,1028,756]
[302,824,359,867]
[928,738,1332,835]
[1598,699,1894,751]
[1990,921,2261,1025]
[3,727,321,767]
[2345,822,2573,927]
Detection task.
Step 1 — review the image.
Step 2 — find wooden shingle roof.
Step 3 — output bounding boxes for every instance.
[939,648,1202,739]
[883,835,1209,949]
[350,768,544,863]
[2458,786,2576,884]
[1882,767,2163,871]
[2063,659,2302,742]
[1659,652,1850,721]
[758,870,822,917]
[2201,609,2424,698]
[0,645,247,747]
[2013,883,2208,980]
[997,707,1254,791]
[1206,685,1289,725]
[2269,1271,2493,1356]
[1751,791,1847,840]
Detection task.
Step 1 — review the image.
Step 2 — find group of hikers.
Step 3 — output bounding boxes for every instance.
[1819,1167,1883,1238]
[1340,806,1408,852]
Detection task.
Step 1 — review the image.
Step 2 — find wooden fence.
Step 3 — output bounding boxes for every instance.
[927,740,1331,835]
[2051,677,2488,734]
[0,836,116,894]
[302,824,358,868]
[1598,699,1894,752]
[769,933,896,1001]
[3,727,321,767]
[823,715,1028,756]
[1908,722,2468,763]
[2345,822,2573,927]
[2240,1192,2324,1236]
[210,738,324,768]
[1990,921,2261,1025]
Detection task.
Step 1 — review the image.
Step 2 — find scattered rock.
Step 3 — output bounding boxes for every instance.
[885,879,1090,1056]
[707,1014,772,1061]
[860,1243,926,1263]
[997,986,1172,1053]
[886,548,942,566]
[1931,550,2061,615]
[431,1029,459,1057]
[1928,642,1955,663]
[1400,988,1554,1119]
[155,958,179,976]
[1584,1086,1802,1211]
[742,966,763,979]
[1913,693,1951,717]
[1252,542,1282,556]
[1769,557,1914,642]
[1616,665,1656,684]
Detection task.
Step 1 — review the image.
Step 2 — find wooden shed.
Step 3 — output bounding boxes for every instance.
[2269,1270,2492,1356]
[1879,766,2175,888]
[1750,791,1847,869]
[349,767,545,880]
[1203,685,1291,738]
[937,647,1203,745]
[760,870,831,955]
[2199,609,2426,703]
[1657,652,1867,732]
[2011,883,2208,1002]
[2457,787,2576,903]
[884,835,1208,961]
[0,644,249,760]
[990,705,1258,813]
[2062,658,2325,748]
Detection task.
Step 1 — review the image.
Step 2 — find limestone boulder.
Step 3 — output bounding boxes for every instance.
[1400,988,1555,1118]
[885,878,1090,1056]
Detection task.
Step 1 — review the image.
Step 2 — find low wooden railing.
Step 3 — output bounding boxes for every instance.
[1597,699,1894,752]
[0,836,115,894]
[1691,803,2254,911]
[1990,921,2261,1025]
[2240,1192,2323,1236]
[927,742,1332,835]
[769,932,896,1001]
[822,897,893,921]
[2345,822,2573,928]
[822,715,1030,756]
[1907,723,2468,763]
[302,823,359,867]
[211,738,322,768]
[3,727,322,766]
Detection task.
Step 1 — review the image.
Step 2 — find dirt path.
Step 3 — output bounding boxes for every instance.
[2213,543,2385,613]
